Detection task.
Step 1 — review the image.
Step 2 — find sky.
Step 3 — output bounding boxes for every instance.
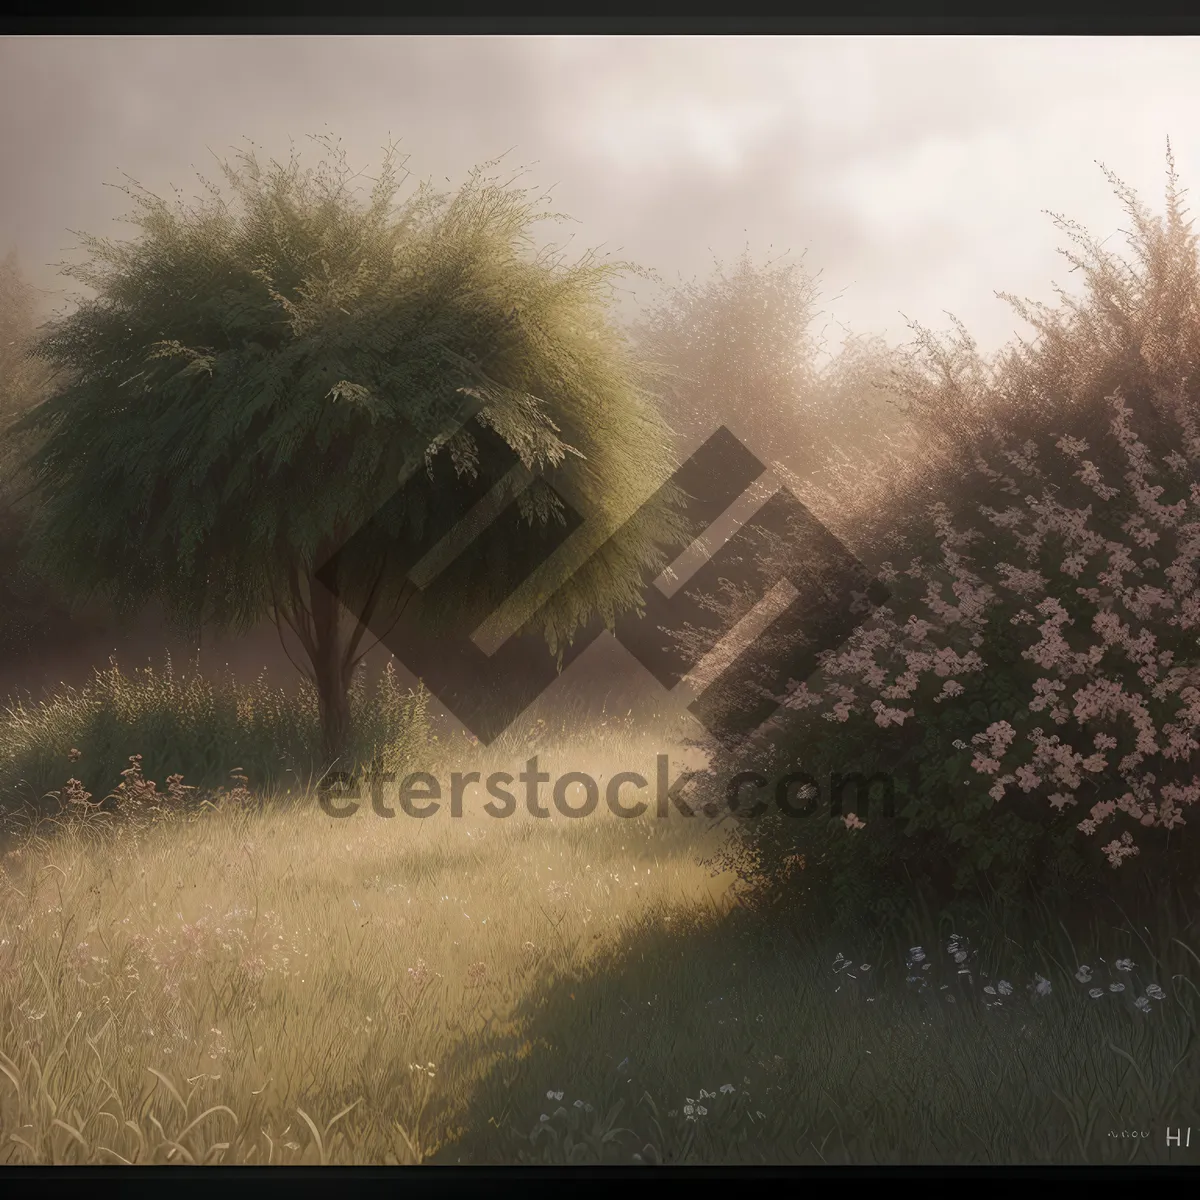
[2,35,1200,355]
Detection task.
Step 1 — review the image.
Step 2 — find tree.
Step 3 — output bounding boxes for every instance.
[0,250,58,662]
[631,249,908,485]
[0,249,51,514]
[15,136,685,770]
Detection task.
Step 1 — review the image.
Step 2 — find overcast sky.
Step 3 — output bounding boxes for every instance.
[2,35,1199,354]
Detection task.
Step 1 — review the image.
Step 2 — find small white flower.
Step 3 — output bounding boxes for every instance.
[696,1105,707,1116]
[1109,982,1125,993]
[540,1113,549,1123]
[720,1084,735,1094]
[984,985,996,995]
[1089,987,1104,999]
[1115,958,1135,972]
[1134,996,1151,1012]
[547,1090,564,1101]
[1032,975,1052,996]
[997,980,1013,996]
[683,1104,694,1116]
[908,946,925,963]
[860,963,872,972]
[1146,984,1165,1000]
[1075,965,1092,983]
[574,1099,584,1108]
[954,951,968,964]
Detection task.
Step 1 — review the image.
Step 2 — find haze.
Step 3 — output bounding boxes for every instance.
[3,34,1200,351]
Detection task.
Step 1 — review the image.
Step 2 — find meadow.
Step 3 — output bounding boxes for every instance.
[0,664,1197,1166]
[2,139,1200,1168]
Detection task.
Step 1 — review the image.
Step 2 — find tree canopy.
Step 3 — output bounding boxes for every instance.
[15,135,686,764]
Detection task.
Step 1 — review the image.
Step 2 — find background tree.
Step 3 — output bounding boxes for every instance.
[0,250,59,663]
[631,249,908,485]
[15,136,685,770]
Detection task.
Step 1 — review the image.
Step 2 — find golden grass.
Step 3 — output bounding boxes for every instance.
[3,702,1197,1166]
[0,712,734,1165]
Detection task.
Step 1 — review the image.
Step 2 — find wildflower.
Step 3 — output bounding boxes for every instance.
[1110,983,1125,993]
[1146,984,1165,1001]
[1134,996,1152,1013]
[574,1100,584,1108]
[984,986,996,995]
[547,1090,564,1101]
[1032,975,1052,996]
[908,946,926,963]
[1089,987,1104,999]
[407,959,433,988]
[1075,965,1093,983]
[697,1105,708,1116]
[996,980,1013,996]
[683,1104,694,1117]
[1115,958,1135,972]
[540,1114,549,1123]
[720,1084,735,1094]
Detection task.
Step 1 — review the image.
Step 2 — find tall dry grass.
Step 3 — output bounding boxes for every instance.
[1,702,1196,1165]
[0,657,430,816]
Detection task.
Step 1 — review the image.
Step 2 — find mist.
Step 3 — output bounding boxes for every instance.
[4,35,1200,351]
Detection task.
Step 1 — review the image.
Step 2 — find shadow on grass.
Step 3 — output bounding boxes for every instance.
[431,897,1200,1166]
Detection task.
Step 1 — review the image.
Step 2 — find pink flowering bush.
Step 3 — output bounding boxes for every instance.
[705,151,1200,922]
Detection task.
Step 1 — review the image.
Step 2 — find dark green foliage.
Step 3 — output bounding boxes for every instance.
[14,136,686,765]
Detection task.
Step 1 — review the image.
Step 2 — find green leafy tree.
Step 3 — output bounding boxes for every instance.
[15,136,684,769]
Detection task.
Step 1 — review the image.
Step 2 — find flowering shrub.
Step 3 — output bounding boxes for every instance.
[705,153,1200,921]
[781,390,1200,878]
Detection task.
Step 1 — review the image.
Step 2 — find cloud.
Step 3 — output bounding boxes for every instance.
[2,35,1198,351]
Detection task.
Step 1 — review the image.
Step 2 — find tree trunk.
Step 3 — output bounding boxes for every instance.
[308,572,355,773]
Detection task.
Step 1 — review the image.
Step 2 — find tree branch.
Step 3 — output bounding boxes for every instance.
[285,558,318,661]
[341,555,389,672]
[272,603,318,687]
[346,577,422,673]
[268,575,318,685]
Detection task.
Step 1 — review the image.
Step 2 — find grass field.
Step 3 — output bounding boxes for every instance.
[1,694,1199,1166]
